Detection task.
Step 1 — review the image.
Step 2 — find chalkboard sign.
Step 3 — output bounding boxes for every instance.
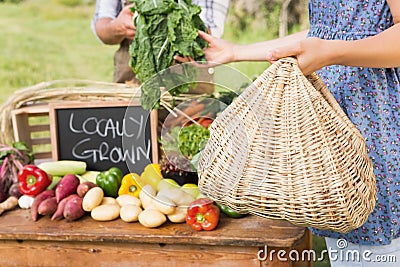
[49,101,158,175]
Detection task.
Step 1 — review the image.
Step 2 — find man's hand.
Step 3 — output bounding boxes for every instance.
[95,4,137,45]
[113,4,136,40]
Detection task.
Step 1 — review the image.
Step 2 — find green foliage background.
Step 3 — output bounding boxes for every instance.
[0,0,275,105]
[0,0,114,104]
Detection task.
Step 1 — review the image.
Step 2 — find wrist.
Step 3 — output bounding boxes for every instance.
[232,44,247,62]
[324,39,346,66]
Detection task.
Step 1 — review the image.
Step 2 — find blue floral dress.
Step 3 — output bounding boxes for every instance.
[308,0,400,246]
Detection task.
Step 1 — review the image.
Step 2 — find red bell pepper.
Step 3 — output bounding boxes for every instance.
[18,165,52,196]
[186,198,220,231]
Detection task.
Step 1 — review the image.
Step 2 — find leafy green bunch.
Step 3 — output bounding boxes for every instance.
[129,0,208,110]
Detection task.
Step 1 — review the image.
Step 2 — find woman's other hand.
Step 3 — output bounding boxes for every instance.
[266,37,331,75]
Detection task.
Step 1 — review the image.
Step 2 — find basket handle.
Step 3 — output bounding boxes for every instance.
[274,57,365,139]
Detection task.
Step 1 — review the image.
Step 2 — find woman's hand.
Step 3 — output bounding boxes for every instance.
[198,30,236,65]
[174,30,236,67]
[266,37,330,75]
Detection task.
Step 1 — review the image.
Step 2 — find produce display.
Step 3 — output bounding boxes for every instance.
[0,146,247,230]
[0,97,247,232]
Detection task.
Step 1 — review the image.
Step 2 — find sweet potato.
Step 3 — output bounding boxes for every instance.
[38,196,58,216]
[63,195,85,221]
[56,174,80,203]
[51,194,76,221]
[31,190,55,221]
[77,181,97,198]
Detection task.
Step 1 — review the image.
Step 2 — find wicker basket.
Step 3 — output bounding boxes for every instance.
[198,57,377,233]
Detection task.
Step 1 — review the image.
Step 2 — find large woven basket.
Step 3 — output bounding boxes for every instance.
[198,57,377,233]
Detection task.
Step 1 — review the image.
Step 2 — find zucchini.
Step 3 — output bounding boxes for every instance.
[37,160,87,176]
[78,171,100,184]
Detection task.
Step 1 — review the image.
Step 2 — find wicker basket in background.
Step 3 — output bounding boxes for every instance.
[198,57,377,233]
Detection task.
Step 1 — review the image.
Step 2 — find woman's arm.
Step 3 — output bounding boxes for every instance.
[232,30,309,62]
[194,30,309,65]
[333,0,400,68]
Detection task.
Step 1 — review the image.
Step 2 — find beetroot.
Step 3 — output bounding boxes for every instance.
[55,174,80,203]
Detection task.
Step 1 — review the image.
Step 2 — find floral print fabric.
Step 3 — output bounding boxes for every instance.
[308,0,400,245]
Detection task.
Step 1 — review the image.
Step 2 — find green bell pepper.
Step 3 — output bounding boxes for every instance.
[215,202,247,218]
[95,167,124,197]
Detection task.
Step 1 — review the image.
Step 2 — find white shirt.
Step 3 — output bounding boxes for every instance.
[92,0,230,39]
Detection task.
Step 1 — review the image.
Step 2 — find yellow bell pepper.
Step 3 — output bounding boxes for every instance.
[140,164,163,189]
[118,173,142,197]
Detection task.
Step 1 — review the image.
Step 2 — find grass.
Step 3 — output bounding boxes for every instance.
[0,1,330,266]
[0,0,115,104]
[0,0,275,105]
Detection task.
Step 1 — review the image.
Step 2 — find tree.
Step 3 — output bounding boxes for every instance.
[227,0,308,37]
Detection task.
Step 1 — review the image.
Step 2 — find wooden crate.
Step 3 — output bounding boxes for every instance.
[11,104,52,162]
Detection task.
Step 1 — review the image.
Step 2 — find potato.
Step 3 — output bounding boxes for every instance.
[138,209,166,228]
[77,181,97,198]
[101,197,118,206]
[167,206,188,223]
[116,194,141,207]
[63,195,85,221]
[82,187,104,212]
[143,202,159,211]
[91,204,120,221]
[153,195,176,215]
[139,184,156,209]
[157,188,195,207]
[120,205,142,222]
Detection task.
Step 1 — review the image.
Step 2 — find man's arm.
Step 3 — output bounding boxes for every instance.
[92,1,136,45]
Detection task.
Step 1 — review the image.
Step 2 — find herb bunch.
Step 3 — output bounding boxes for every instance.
[129,0,208,110]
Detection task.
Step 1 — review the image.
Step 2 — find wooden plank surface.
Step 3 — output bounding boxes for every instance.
[0,209,306,248]
[0,240,263,267]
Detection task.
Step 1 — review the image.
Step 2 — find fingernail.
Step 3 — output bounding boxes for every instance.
[266,52,273,60]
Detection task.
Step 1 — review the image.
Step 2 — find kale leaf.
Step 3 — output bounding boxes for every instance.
[129,0,208,110]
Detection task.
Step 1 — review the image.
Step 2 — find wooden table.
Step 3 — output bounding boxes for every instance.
[0,209,312,267]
